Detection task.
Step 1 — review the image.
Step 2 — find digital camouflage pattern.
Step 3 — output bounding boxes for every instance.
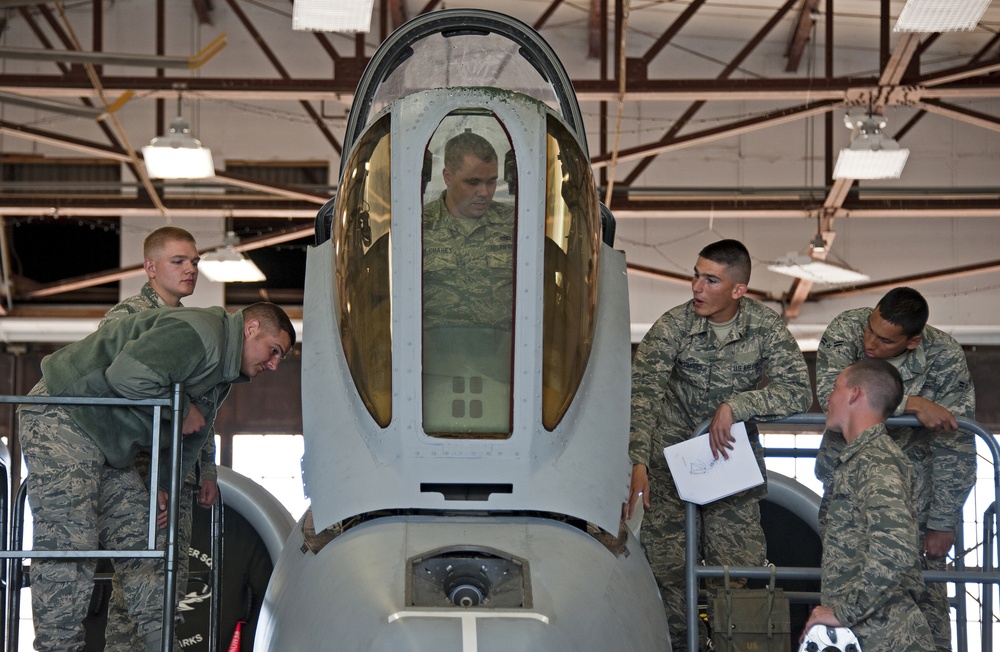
[630,298,811,652]
[99,281,172,325]
[815,306,976,530]
[104,497,193,651]
[822,423,933,652]
[815,306,975,650]
[100,281,209,652]
[422,195,515,330]
[19,382,172,651]
[630,299,812,466]
[640,468,767,652]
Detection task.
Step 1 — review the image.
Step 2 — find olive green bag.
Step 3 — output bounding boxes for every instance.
[712,564,791,652]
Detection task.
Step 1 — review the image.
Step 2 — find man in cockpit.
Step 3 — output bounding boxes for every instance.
[422,131,515,330]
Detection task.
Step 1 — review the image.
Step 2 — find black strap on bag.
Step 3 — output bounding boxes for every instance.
[712,564,791,652]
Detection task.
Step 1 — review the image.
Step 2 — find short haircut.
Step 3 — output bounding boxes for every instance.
[844,358,904,419]
[444,131,497,170]
[143,226,196,259]
[876,287,929,338]
[243,302,297,350]
[698,239,751,284]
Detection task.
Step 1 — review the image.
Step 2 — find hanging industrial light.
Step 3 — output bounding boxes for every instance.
[293,0,375,33]
[198,231,266,283]
[767,254,871,284]
[895,0,992,32]
[832,112,909,180]
[141,93,215,179]
[767,221,870,285]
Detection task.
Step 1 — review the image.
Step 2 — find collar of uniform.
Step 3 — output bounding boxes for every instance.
[425,193,511,233]
[838,421,887,464]
[896,333,929,381]
[425,194,471,237]
[221,309,249,384]
[139,281,177,310]
[683,298,746,341]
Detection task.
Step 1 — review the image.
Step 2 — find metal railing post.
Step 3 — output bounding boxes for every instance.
[161,382,185,652]
[209,494,224,652]
[685,501,699,652]
[6,481,27,652]
[983,502,997,651]
[0,460,8,652]
[955,522,968,652]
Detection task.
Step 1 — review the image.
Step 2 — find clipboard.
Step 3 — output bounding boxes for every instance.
[663,422,764,505]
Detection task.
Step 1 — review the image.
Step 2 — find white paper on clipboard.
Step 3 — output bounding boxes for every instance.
[663,422,764,505]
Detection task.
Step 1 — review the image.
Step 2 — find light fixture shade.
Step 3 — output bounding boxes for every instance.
[199,232,266,283]
[141,116,215,179]
[767,255,871,285]
[894,0,991,32]
[833,113,910,180]
[293,0,375,33]
[833,143,910,179]
[199,256,266,283]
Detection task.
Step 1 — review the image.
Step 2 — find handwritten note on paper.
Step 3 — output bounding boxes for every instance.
[663,422,764,505]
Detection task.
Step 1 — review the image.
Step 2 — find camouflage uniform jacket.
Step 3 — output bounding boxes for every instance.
[816,307,976,531]
[40,306,247,486]
[822,423,929,649]
[100,282,218,484]
[422,194,515,330]
[629,298,811,467]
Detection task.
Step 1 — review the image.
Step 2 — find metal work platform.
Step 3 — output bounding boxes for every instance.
[0,386,185,652]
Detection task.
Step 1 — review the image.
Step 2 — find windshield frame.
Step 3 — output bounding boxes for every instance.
[341,9,587,178]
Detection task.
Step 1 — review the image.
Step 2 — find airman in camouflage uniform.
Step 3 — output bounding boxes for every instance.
[422,131,514,331]
[18,302,294,652]
[626,239,811,652]
[815,287,975,651]
[101,227,218,652]
[20,379,173,652]
[422,195,514,329]
[805,359,933,652]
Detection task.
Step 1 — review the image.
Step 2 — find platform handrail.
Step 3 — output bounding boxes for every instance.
[0,443,10,652]
[209,491,224,652]
[983,502,998,651]
[0,384,185,652]
[684,413,999,652]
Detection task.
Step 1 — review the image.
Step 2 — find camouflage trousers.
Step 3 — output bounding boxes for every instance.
[851,591,933,652]
[909,446,957,652]
[18,384,174,652]
[920,552,951,652]
[640,463,767,652]
[104,481,194,652]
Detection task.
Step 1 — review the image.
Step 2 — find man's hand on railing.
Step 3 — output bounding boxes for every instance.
[904,396,958,431]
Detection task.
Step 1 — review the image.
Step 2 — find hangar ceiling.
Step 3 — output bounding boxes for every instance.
[0,0,998,321]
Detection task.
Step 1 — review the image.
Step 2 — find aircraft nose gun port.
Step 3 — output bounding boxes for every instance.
[408,548,529,609]
[445,566,491,607]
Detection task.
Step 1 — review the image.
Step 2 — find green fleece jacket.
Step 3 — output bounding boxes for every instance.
[40,306,248,480]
